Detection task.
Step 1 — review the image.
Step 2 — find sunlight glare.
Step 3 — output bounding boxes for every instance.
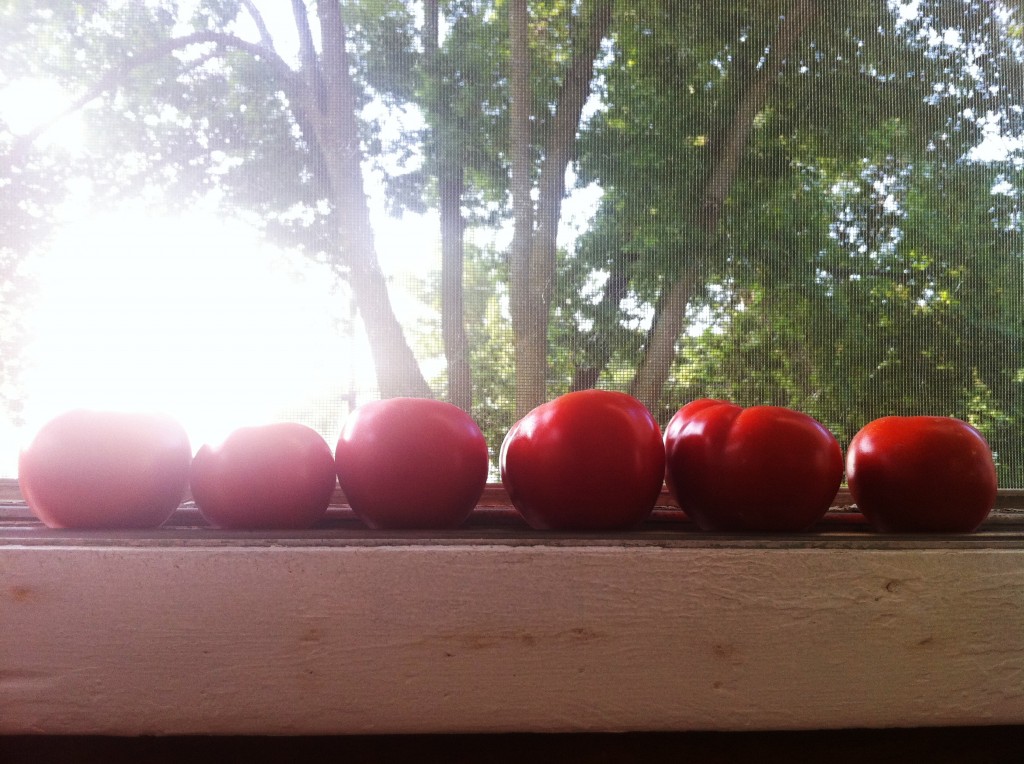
[17,206,369,456]
[0,78,86,154]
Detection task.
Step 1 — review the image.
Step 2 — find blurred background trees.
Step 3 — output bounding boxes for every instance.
[2,0,1022,482]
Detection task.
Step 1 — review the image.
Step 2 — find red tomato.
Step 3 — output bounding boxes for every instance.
[664,399,843,531]
[499,390,665,530]
[18,409,191,529]
[335,398,489,529]
[190,423,337,529]
[846,416,997,533]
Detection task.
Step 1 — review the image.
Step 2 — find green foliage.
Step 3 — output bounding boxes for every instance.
[563,0,1024,486]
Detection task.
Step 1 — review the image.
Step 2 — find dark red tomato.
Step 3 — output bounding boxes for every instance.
[846,416,997,533]
[190,423,337,530]
[664,399,843,532]
[499,390,665,530]
[335,398,489,529]
[18,409,191,529]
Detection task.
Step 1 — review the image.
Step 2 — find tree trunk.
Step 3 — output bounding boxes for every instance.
[508,0,540,418]
[509,0,614,418]
[628,274,694,411]
[570,250,636,392]
[628,0,821,413]
[315,0,432,399]
[425,0,472,412]
[439,164,472,410]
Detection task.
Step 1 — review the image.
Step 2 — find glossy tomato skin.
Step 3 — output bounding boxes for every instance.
[499,390,665,530]
[846,416,997,533]
[190,423,337,530]
[664,399,843,532]
[335,398,489,529]
[18,409,191,529]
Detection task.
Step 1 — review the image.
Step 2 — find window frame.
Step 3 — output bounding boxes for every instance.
[3,478,1023,735]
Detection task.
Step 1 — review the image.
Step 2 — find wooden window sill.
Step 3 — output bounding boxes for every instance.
[2,483,1023,735]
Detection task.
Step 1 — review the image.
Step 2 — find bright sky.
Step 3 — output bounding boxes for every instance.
[0,85,445,477]
[0,192,395,475]
[23,205,354,417]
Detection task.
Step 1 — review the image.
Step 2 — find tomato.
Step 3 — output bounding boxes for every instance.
[499,390,665,530]
[335,398,489,529]
[18,409,191,529]
[846,416,997,533]
[664,399,843,531]
[190,422,337,530]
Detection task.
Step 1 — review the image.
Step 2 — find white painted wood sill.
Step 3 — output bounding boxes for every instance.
[2,483,1023,735]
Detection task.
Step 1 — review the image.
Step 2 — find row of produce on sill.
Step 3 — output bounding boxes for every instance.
[15,392,996,533]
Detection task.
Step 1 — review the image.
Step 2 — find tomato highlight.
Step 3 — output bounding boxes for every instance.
[18,409,192,529]
[335,398,489,529]
[190,422,337,530]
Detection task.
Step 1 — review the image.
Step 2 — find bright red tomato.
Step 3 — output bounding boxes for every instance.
[335,398,489,529]
[499,390,665,530]
[664,399,843,531]
[846,416,997,533]
[18,409,191,529]
[190,423,337,529]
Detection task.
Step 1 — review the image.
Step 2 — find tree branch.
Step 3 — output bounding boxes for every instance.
[12,29,305,160]
[531,0,614,301]
[240,0,275,50]
[627,273,694,410]
[423,0,439,59]
[292,0,327,112]
[699,0,820,231]
[570,248,636,391]
[629,0,822,412]
[537,0,613,210]
[508,0,540,415]
[314,0,432,398]
[508,0,614,414]
[423,0,472,409]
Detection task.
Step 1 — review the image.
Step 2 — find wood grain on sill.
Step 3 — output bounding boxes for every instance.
[3,539,1023,734]
[4,485,1024,735]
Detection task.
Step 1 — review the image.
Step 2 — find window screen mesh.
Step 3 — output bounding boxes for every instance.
[1,1,1022,484]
